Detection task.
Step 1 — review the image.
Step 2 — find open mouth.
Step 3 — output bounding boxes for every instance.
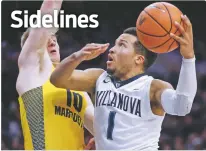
[108,55,114,61]
[50,50,57,53]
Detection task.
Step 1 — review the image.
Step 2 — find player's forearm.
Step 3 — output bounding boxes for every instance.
[21,0,63,51]
[18,0,63,69]
[29,0,63,48]
[161,57,197,116]
[50,52,85,88]
[39,0,62,33]
[176,57,197,97]
[33,0,63,32]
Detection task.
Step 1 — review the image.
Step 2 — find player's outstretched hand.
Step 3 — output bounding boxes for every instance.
[77,43,110,61]
[170,15,194,59]
[40,0,63,15]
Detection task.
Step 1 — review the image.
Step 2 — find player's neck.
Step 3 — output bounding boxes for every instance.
[116,69,144,81]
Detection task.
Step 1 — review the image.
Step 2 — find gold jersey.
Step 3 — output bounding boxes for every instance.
[18,74,88,150]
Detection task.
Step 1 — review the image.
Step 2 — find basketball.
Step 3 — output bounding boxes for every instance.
[136,2,185,53]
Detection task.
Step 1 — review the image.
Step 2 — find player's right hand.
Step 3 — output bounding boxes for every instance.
[76,43,110,61]
[170,15,194,59]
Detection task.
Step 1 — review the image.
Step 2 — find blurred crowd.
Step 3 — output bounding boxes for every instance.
[1,1,206,149]
[2,28,206,150]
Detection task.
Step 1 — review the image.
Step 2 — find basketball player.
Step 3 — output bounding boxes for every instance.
[50,14,197,150]
[16,0,95,150]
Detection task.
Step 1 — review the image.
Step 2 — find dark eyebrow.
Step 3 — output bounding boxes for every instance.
[120,39,128,44]
[115,39,128,45]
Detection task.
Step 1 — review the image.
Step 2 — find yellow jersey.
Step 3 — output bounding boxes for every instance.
[18,73,88,150]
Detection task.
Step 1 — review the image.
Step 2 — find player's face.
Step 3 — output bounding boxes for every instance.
[47,35,60,63]
[107,34,140,77]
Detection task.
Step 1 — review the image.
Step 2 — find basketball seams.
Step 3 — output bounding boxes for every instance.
[136,27,168,37]
[150,18,182,49]
[166,19,183,52]
[143,10,170,35]
[140,6,183,50]
[167,40,176,52]
[162,3,173,33]
[162,3,183,52]
[150,36,173,49]
[136,2,184,53]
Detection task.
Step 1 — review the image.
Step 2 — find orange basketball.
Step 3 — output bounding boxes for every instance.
[136,2,185,53]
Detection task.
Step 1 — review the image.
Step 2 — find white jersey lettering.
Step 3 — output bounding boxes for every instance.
[94,71,164,150]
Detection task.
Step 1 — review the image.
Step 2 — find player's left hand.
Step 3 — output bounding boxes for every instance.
[170,14,194,59]
[84,137,95,150]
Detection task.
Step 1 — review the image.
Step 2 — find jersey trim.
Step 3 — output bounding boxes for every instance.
[110,73,146,88]
[21,86,45,149]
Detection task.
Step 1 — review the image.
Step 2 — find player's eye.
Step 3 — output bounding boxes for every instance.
[119,43,125,47]
[52,38,56,42]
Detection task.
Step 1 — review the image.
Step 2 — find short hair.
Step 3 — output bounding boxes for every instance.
[123,27,157,70]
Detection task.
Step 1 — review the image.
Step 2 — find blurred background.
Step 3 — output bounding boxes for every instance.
[1,1,206,150]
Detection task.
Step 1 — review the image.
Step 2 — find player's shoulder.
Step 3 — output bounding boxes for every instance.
[96,69,108,80]
[151,79,173,91]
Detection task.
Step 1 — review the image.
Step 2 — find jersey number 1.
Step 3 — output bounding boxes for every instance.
[107,111,116,140]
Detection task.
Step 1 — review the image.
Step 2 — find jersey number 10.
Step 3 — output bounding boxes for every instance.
[67,90,83,112]
[107,111,116,140]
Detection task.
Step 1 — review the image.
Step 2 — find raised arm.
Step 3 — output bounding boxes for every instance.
[50,43,109,93]
[18,0,62,69]
[150,15,197,116]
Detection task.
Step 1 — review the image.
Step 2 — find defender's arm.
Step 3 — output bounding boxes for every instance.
[18,0,62,69]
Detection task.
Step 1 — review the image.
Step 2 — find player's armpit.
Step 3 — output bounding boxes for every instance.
[150,79,174,116]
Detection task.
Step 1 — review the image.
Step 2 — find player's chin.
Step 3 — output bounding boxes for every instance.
[106,67,115,75]
[50,56,60,63]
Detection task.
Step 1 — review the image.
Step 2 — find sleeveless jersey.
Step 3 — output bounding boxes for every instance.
[18,70,88,150]
[94,71,165,150]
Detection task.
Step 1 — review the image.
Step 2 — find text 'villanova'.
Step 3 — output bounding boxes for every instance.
[96,90,141,117]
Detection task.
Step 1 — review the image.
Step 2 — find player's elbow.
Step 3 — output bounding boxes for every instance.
[161,89,195,116]
[50,74,65,89]
[181,96,195,115]
[173,95,194,116]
